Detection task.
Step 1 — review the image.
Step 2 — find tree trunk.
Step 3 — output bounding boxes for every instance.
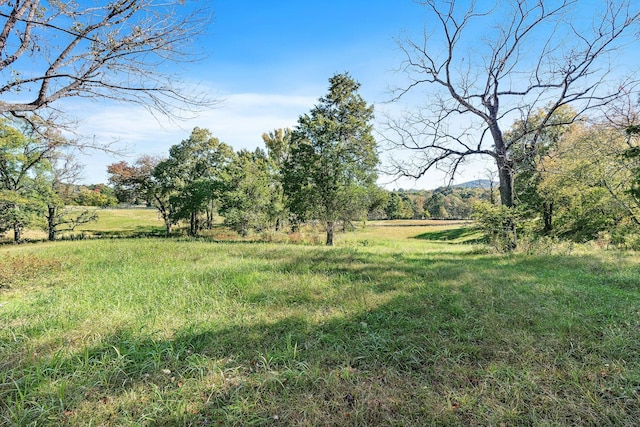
[190,211,197,236]
[326,221,335,246]
[13,222,21,243]
[543,201,553,232]
[165,220,172,236]
[48,206,57,241]
[206,208,214,229]
[495,153,517,250]
[497,157,515,208]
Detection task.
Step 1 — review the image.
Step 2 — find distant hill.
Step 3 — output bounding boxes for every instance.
[451,179,495,189]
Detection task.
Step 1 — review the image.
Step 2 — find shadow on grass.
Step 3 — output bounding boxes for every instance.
[2,246,639,425]
[82,225,167,238]
[413,226,484,243]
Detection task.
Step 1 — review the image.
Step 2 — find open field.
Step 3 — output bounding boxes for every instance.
[1,212,639,425]
[0,207,167,243]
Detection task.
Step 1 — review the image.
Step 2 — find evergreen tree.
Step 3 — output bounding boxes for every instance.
[284,73,378,245]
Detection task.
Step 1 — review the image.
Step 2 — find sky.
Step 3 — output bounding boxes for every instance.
[53,0,639,189]
[68,0,491,189]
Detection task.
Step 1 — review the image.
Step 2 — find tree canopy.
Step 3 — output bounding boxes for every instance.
[284,73,379,245]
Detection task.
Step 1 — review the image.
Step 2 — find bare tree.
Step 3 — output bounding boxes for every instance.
[44,154,98,241]
[387,0,640,211]
[0,0,214,122]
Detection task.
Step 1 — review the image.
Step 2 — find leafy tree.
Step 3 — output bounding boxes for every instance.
[385,192,406,220]
[0,118,61,241]
[473,202,526,251]
[338,182,382,230]
[366,187,391,220]
[107,155,178,235]
[624,124,640,199]
[73,186,117,207]
[284,73,378,245]
[0,185,39,241]
[262,128,293,231]
[0,118,101,241]
[155,128,234,236]
[537,121,640,240]
[219,149,272,236]
[410,193,426,219]
[108,157,157,206]
[424,192,448,219]
[385,192,414,219]
[39,156,98,241]
[511,106,577,232]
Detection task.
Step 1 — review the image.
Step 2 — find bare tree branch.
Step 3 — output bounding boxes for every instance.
[0,0,217,122]
[386,0,640,209]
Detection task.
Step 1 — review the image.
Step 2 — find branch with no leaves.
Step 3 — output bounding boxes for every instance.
[0,0,217,122]
[387,0,640,205]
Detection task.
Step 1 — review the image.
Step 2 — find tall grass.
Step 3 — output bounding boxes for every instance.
[1,225,639,425]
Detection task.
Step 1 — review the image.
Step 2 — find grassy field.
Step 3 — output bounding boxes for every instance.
[1,211,639,425]
[1,207,166,243]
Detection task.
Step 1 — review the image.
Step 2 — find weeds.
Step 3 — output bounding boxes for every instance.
[0,254,64,289]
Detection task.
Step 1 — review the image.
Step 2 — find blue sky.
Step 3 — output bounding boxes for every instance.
[206,1,420,94]
[69,0,639,189]
[74,0,470,189]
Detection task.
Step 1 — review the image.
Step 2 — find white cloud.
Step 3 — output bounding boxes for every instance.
[72,93,316,183]
[71,92,492,189]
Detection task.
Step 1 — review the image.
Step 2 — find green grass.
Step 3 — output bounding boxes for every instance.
[1,218,639,425]
[73,207,168,238]
[0,207,167,243]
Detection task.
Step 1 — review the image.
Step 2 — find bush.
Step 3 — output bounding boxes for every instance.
[472,202,526,252]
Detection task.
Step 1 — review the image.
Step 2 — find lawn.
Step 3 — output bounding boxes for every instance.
[1,215,639,425]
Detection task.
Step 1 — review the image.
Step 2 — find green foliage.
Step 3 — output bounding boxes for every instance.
[366,186,391,220]
[154,128,234,236]
[219,149,272,236]
[384,192,414,219]
[473,202,525,251]
[0,118,67,241]
[537,123,640,240]
[511,105,578,231]
[107,155,178,235]
[420,187,490,220]
[424,191,448,219]
[623,124,640,199]
[284,73,378,245]
[73,187,117,207]
[506,106,640,243]
[261,128,293,231]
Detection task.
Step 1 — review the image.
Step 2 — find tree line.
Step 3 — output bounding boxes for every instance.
[108,73,378,246]
[2,0,640,250]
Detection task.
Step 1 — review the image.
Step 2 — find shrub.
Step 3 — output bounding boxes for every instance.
[472,202,527,252]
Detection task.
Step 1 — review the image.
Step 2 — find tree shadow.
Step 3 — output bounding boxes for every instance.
[80,225,167,238]
[413,226,484,243]
[2,245,638,425]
